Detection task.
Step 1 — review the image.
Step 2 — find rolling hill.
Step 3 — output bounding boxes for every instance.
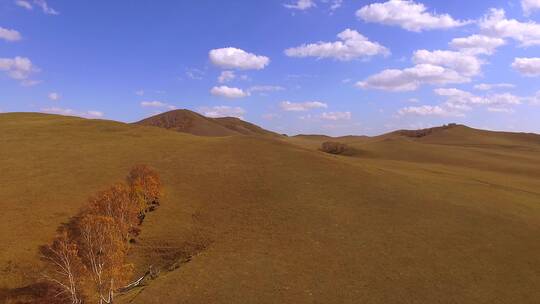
[134,109,280,137]
[1,112,540,304]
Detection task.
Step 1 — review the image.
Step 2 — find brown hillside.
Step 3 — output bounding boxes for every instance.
[2,114,540,304]
[134,109,279,137]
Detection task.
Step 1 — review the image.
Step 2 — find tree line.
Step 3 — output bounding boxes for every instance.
[40,165,162,304]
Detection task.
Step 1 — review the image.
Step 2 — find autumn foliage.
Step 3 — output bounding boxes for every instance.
[41,165,162,304]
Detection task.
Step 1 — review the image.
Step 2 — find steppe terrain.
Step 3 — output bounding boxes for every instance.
[1,111,539,303]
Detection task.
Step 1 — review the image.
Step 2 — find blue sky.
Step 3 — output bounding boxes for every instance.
[1,0,540,135]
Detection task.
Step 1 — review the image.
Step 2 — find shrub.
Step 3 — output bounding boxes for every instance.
[321,141,348,155]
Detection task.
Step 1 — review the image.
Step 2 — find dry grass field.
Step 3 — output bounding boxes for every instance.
[1,112,539,303]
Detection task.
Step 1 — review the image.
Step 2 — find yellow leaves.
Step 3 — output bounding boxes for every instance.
[41,165,162,303]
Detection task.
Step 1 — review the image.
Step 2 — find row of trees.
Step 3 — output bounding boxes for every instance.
[41,165,161,304]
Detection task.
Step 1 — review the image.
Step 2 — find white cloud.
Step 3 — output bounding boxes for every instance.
[42,107,103,118]
[480,8,540,46]
[248,85,285,93]
[14,0,32,10]
[488,107,515,113]
[48,92,61,101]
[280,101,327,111]
[329,0,343,11]
[285,29,389,61]
[433,88,521,117]
[528,91,540,105]
[474,83,515,91]
[511,57,540,76]
[320,111,351,120]
[450,35,506,55]
[284,0,316,10]
[0,56,39,84]
[135,90,145,96]
[218,70,235,83]
[16,0,59,14]
[210,86,249,99]
[20,79,41,86]
[399,88,524,118]
[412,50,483,78]
[0,27,22,42]
[199,106,246,119]
[398,105,462,117]
[522,0,540,16]
[33,0,59,15]
[140,100,177,110]
[86,110,104,118]
[357,64,468,92]
[209,47,270,70]
[356,0,469,32]
[358,49,484,92]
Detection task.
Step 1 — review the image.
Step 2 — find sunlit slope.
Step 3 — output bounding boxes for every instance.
[134,109,280,137]
[1,113,540,303]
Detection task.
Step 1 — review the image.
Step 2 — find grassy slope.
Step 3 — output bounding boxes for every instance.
[1,113,539,303]
[134,109,280,137]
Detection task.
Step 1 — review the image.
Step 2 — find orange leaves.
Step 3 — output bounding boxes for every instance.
[41,165,162,303]
[86,183,138,241]
[127,165,162,213]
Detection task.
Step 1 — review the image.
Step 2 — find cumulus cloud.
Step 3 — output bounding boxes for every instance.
[284,0,316,10]
[285,29,389,61]
[199,106,246,119]
[413,49,483,78]
[0,27,22,42]
[210,86,249,99]
[209,47,269,70]
[433,88,522,116]
[474,83,515,91]
[480,8,540,46]
[522,0,540,16]
[358,49,484,92]
[0,56,39,85]
[399,88,524,117]
[280,101,327,111]
[320,111,351,120]
[356,0,469,32]
[140,100,176,110]
[48,92,61,101]
[42,107,103,118]
[357,64,467,92]
[398,105,461,117]
[218,71,235,83]
[511,57,540,76]
[135,90,144,96]
[450,35,506,55]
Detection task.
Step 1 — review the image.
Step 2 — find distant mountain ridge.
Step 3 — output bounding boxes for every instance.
[134,109,280,137]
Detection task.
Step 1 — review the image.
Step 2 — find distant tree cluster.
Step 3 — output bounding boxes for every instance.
[320,141,348,155]
[40,165,162,304]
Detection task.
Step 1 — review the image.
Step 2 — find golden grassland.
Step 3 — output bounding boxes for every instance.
[1,112,540,303]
